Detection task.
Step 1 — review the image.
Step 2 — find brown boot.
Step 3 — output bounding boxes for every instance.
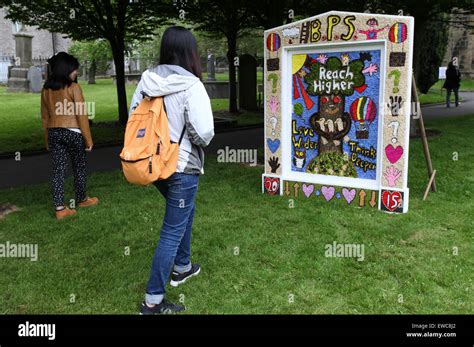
[78,197,99,208]
[55,207,76,220]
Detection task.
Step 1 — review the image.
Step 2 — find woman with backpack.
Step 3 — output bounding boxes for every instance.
[129,26,214,314]
[443,60,461,108]
[41,52,98,219]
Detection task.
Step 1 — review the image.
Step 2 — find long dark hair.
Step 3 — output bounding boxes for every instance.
[44,52,79,90]
[447,61,456,71]
[159,26,202,79]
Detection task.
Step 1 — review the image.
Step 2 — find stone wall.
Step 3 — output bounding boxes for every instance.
[0,8,71,58]
[442,13,474,78]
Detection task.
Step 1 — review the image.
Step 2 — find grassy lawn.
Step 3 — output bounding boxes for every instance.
[418,79,473,105]
[203,71,264,86]
[430,78,474,92]
[0,115,473,314]
[0,79,261,155]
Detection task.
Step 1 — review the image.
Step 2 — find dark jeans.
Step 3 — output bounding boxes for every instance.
[446,88,459,107]
[145,172,199,304]
[48,128,87,208]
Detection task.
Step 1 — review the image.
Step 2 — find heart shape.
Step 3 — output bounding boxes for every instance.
[342,188,356,204]
[264,177,279,195]
[321,186,335,201]
[302,184,314,198]
[381,190,403,212]
[267,138,280,154]
[385,145,404,164]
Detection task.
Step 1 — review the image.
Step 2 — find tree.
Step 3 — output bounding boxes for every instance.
[363,0,473,93]
[246,0,296,29]
[304,56,365,155]
[181,0,255,113]
[305,57,365,97]
[69,40,112,84]
[1,0,168,125]
[267,0,472,93]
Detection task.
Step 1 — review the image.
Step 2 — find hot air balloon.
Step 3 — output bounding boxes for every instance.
[266,33,281,52]
[389,22,407,44]
[266,33,281,71]
[350,97,377,139]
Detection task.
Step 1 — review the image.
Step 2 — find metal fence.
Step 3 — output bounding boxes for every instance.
[0,54,239,83]
[0,55,49,83]
[0,55,13,83]
[77,56,233,79]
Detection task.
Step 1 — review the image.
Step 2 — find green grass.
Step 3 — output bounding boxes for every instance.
[203,71,264,86]
[0,115,473,314]
[0,79,132,155]
[0,79,235,155]
[233,113,264,126]
[418,89,446,105]
[429,78,474,92]
[201,72,231,82]
[419,79,473,105]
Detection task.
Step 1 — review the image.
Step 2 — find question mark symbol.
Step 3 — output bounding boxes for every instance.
[388,70,401,94]
[388,121,400,144]
[267,73,278,93]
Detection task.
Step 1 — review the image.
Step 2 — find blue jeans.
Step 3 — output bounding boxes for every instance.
[446,88,459,107]
[145,172,199,305]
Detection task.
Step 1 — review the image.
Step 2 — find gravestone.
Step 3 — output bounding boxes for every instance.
[7,33,34,92]
[203,81,237,99]
[207,54,216,81]
[238,54,257,111]
[27,66,43,93]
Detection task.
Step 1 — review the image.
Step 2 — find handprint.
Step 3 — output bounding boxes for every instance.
[383,166,401,187]
[268,96,279,115]
[387,96,403,116]
[268,156,280,173]
[362,63,378,76]
[316,54,328,64]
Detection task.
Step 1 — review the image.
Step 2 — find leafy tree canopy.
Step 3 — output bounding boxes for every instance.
[305,57,365,96]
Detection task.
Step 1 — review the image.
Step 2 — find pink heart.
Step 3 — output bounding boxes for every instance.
[321,186,335,201]
[342,188,356,204]
[302,184,314,198]
[385,145,404,164]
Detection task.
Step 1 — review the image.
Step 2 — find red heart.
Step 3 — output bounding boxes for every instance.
[264,177,280,195]
[385,145,404,164]
[381,190,403,212]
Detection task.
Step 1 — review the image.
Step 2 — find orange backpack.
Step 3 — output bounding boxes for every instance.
[120,97,185,185]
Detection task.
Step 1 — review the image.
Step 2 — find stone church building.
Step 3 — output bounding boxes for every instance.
[442,12,474,78]
[0,8,71,83]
